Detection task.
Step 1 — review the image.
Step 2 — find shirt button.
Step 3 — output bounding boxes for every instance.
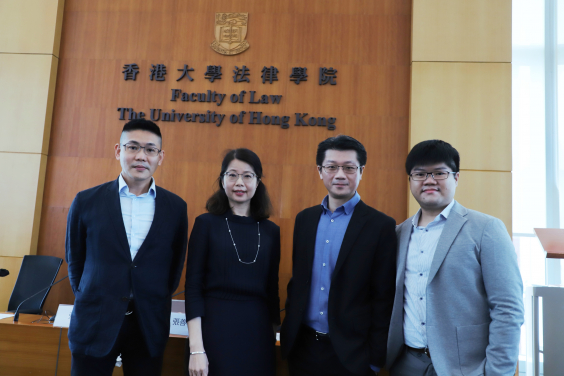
[322,263,326,267]
[321,287,325,291]
[420,297,423,300]
[420,273,423,276]
[331,219,334,222]
[320,312,324,315]
[421,251,423,253]
[426,229,428,232]
[326,240,329,243]
[421,322,425,325]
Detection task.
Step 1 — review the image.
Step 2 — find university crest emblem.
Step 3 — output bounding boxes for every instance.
[211,13,250,55]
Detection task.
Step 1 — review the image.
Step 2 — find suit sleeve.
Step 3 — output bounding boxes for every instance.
[65,193,87,294]
[480,218,524,375]
[370,218,397,368]
[184,216,208,321]
[284,211,302,315]
[267,225,281,325]
[169,200,188,294]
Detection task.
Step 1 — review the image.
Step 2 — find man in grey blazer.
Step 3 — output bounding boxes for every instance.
[386,140,524,376]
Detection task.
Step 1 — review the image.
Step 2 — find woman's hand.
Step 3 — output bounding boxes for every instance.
[188,352,209,376]
[187,317,208,376]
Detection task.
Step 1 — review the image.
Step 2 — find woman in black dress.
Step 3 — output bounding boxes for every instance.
[185,148,280,376]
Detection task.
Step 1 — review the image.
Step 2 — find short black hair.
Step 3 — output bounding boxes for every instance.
[405,140,460,174]
[121,119,162,145]
[206,148,273,221]
[316,135,367,166]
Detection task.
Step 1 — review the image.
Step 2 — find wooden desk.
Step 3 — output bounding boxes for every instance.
[0,313,187,376]
[0,313,289,375]
[0,313,64,375]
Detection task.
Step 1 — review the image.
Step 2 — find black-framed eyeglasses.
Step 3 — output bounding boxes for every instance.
[223,172,259,183]
[409,171,454,181]
[319,165,360,174]
[122,143,161,157]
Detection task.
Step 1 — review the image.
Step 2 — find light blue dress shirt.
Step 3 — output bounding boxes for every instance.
[118,174,156,261]
[403,200,455,349]
[304,192,361,333]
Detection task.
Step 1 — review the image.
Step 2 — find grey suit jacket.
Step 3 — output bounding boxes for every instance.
[386,201,524,376]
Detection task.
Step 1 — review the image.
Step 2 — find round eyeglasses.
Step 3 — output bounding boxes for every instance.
[223,172,258,183]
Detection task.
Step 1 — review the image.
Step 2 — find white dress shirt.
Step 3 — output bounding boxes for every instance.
[403,200,454,348]
[118,174,156,261]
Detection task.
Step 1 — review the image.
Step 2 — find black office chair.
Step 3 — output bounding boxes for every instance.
[7,255,63,314]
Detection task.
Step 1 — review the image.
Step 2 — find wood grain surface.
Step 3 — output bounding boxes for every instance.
[37,0,412,332]
[0,314,62,375]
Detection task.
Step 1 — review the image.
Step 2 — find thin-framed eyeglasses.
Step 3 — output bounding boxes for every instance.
[320,165,360,174]
[223,172,259,183]
[122,143,161,157]
[409,171,454,181]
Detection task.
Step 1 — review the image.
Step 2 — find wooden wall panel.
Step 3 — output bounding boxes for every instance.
[0,154,47,258]
[37,0,412,317]
[0,54,58,154]
[412,0,511,63]
[0,0,65,56]
[0,257,23,311]
[0,0,64,316]
[411,62,512,172]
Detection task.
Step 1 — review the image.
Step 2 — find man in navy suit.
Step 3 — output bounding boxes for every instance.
[66,119,188,376]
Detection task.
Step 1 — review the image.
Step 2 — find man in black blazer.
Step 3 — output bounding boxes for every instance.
[65,119,188,376]
[281,135,397,376]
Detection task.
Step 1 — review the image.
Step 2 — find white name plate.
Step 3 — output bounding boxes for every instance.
[170,311,188,336]
[53,304,74,328]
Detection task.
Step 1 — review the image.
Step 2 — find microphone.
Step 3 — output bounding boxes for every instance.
[13,275,68,322]
[0,269,8,277]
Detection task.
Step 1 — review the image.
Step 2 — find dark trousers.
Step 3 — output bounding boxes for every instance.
[389,347,436,376]
[71,311,164,376]
[288,326,371,376]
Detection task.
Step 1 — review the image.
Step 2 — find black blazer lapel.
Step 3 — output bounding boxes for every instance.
[133,186,168,261]
[105,179,132,260]
[302,205,323,275]
[332,200,370,279]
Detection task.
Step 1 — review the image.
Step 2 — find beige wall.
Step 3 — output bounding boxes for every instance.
[0,0,64,311]
[410,2,514,372]
[409,0,512,233]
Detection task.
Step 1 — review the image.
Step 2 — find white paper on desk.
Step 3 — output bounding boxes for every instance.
[0,313,14,320]
[53,304,74,328]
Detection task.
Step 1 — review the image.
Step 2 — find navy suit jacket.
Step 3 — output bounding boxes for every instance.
[65,179,188,357]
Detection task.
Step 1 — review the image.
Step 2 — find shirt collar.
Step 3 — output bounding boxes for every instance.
[412,199,455,228]
[118,174,157,197]
[321,192,361,215]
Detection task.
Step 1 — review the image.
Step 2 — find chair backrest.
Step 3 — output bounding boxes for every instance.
[7,255,63,314]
